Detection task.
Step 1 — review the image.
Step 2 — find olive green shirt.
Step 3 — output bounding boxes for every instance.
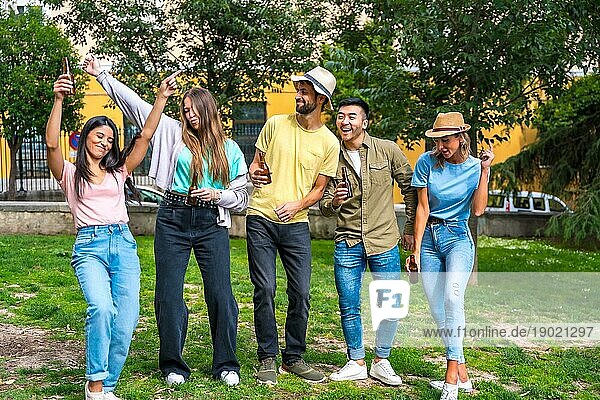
[319,133,417,256]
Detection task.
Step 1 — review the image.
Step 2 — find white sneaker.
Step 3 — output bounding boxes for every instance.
[440,382,459,400]
[84,382,104,400]
[103,392,121,400]
[369,359,402,386]
[430,378,473,392]
[220,370,240,386]
[330,360,368,381]
[166,372,186,386]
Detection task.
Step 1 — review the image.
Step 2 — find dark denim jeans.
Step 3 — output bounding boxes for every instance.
[154,204,239,379]
[246,215,312,364]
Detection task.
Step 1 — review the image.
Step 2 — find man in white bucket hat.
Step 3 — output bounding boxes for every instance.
[246,66,340,385]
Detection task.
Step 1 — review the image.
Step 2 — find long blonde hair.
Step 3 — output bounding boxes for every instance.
[432,132,471,168]
[180,88,230,186]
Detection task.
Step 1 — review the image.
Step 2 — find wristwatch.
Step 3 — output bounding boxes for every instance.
[213,189,222,204]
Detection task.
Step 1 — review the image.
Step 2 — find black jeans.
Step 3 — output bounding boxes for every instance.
[154,204,240,379]
[246,215,312,364]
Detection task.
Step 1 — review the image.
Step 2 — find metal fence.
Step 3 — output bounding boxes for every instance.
[0,130,153,194]
[0,115,261,194]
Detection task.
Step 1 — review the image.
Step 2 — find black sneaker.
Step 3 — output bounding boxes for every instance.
[279,359,326,383]
[257,357,277,385]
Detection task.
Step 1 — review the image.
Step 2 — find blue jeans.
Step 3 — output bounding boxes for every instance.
[420,221,474,363]
[334,241,401,360]
[247,215,312,364]
[72,224,140,392]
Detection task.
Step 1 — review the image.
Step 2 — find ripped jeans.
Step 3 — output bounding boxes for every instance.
[420,220,474,363]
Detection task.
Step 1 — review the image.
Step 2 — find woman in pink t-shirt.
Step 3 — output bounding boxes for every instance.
[46,70,180,400]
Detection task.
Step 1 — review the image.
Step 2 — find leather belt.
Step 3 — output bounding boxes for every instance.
[163,191,217,208]
[427,216,445,225]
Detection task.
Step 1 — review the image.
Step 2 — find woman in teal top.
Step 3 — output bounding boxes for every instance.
[410,112,494,400]
[84,56,247,387]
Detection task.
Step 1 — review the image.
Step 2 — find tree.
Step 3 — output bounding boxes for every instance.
[0,8,84,199]
[493,74,600,244]
[322,0,599,271]
[43,0,334,119]
[324,0,599,153]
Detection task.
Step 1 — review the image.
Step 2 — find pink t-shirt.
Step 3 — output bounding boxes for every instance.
[59,161,129,229]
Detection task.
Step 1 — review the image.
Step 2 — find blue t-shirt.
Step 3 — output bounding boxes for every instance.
[172,139,248,193]
[411,152,481,222]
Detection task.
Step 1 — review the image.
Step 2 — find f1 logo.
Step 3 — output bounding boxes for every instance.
[369,280,410,331]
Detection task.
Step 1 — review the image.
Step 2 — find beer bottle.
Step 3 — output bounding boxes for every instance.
[62,57,75,95]
[408,254,419,284]
[186,171,199,206]
[258,152,272,184]
[341,166,353,199]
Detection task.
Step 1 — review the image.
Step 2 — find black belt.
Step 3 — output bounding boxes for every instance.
[427,216,445,225]
[163,191,217,208]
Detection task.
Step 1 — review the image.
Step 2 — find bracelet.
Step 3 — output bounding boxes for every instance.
[213,189,222,203]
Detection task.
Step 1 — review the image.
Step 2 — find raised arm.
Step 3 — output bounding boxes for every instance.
[125,71,180,172]
[83,54,180,135]
[45,75,72,180]
[472,148,494,216]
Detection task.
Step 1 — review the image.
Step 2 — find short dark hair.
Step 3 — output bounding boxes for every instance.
[338,97,369,119]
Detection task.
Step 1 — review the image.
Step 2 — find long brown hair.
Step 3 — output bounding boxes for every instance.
[432,132,471,168]
[180,87,229,186]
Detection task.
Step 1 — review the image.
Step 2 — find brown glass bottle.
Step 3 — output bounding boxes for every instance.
[341,166,353,199]
[408,254,419,284]
[62,57,75,95]
[258,152,272,184]
[186,171,199,206]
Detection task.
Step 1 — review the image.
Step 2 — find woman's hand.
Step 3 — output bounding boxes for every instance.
[159,71,182,98]
[479,147,495,169]
[53,74,73,100]
[405,252,421,273]
[83,54,101,77]
[192,188,221,203]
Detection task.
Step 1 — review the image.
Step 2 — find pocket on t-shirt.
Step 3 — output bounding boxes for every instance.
[369,162,390,184]
[299,149,323,172]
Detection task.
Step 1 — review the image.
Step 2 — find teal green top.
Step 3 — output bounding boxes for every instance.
[171,139,247,194]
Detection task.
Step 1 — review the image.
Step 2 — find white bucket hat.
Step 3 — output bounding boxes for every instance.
[425,112,471,138]
[291,66,336,110]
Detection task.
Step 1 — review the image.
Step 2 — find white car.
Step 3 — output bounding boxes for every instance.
[486,190,571,214]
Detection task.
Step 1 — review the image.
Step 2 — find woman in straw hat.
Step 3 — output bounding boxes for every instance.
[409,112,493,400]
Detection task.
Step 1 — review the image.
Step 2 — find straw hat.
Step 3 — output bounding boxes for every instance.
[425,112,471,138]
[291,66,336,110]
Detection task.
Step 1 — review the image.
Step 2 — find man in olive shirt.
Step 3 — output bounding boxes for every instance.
[319,98,416,385]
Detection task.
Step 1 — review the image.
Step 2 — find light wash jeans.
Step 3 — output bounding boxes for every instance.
[334,241,401,360]
[72,224,140,392]
[420,220,474,363]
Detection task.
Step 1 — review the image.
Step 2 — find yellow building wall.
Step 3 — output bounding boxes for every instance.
[0,79,124,179]
[0,137,8,178]
[261,85,538,203]
[0,77,539,197]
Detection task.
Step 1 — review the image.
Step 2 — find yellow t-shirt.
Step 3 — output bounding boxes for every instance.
[248,114,340,223]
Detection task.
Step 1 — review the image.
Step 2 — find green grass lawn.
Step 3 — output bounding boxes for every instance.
[0,235,599,399]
